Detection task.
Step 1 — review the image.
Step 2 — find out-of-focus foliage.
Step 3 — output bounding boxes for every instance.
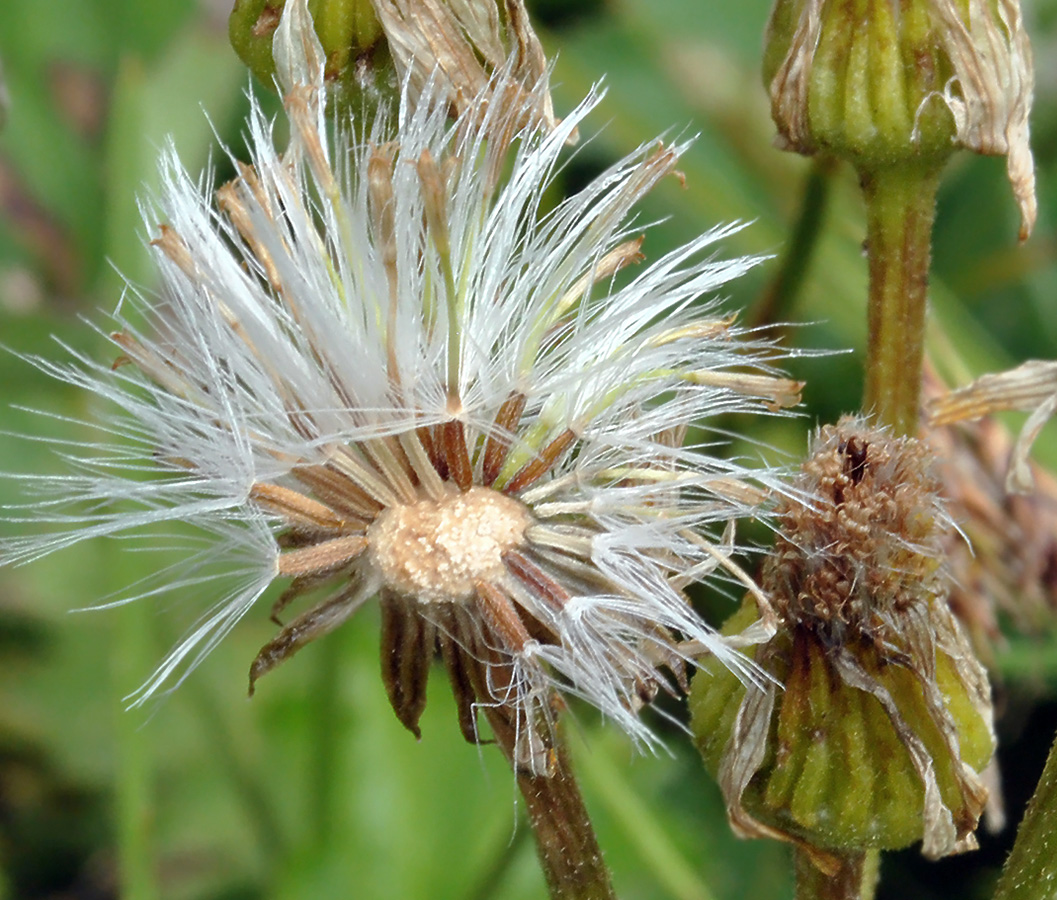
[0,0,1055,898]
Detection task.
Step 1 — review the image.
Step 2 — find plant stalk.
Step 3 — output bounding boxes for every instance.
[480,701,615,899]
[993,729,1057,900]
[516,751,616,900]
[794,848,879,900]
[860,163,942,436]
[114,604,159,900]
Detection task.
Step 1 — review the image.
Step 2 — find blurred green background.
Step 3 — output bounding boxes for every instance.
[1,0,1056,898]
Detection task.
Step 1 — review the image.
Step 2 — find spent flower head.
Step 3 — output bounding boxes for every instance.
[691,417,993,867]
[2,0,801,772]
[230,0,557,130]
[926,364,1057,654]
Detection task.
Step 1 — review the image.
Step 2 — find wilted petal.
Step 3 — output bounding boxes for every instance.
[372,0,558,132]
[929,359,1057,493]
[928,0,1036,239]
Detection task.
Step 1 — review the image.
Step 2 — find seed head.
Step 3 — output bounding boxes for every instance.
[767,418,946,645]
[3,0,801,771]
[367,486,530,603]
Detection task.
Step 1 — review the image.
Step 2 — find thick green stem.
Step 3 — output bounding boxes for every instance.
[794,848,879,900]
[993,730,1057,900]
[860,164,942,436]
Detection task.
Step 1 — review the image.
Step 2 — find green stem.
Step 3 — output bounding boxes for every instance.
[113,604,159,900]
[751,159,834,331]
[794,848,879,900]
[993,730,1057,900]
[860,163,942,436]
[105,57,160,900]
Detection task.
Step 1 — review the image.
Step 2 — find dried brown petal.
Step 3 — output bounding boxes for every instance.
[929,360,1057,493]
[926,369,1057,646]
[371,0,558,133]
[926,0,1036,238]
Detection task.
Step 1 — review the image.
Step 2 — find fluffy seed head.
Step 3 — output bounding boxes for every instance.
[2,0,801,769]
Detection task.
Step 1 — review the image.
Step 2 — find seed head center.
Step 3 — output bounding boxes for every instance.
[367,485,531,603]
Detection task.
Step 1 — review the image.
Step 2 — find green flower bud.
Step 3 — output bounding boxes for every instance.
[230,0,389,106]
[766,0,952,162]
[229,0,557,133]
[691,417,994,864]
[764,0,1036,236]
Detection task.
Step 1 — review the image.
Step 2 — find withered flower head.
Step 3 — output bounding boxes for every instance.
[927,365,1057,654]
[230,0,557,131]
[691,416,994,867]
[764,0,1036,238]
[930,359,1057,495]
[2,0,801,774]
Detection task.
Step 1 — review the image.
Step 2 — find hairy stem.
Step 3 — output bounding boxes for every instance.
[993,729,1057,900]
[794,848,879,900]
[860,163,942,436]
[481,701,616,900]
[517,756,616,900]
